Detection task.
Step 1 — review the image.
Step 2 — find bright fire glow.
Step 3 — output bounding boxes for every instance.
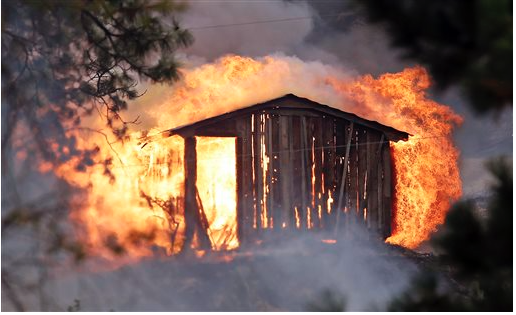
[55,132,186,261]
[327,67,462,248]
[196,137,238,250]
[35,55,462,262]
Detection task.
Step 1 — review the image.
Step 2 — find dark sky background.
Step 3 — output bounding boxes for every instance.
[177,0,512,198]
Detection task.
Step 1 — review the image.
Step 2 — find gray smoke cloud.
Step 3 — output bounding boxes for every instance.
[39,228,420,311]
[180,0,314,62]
[178,0,412,74]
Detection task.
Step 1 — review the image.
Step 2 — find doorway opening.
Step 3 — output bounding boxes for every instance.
[195,136,239,250]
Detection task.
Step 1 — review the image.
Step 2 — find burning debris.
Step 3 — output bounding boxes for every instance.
[47,55,462,262]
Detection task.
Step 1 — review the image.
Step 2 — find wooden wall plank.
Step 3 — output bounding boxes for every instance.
[271,114,282,230]
[237,116,254,244]
[349,128,359,225]
[358,129,368,227]
[236,136,245,244]
[306,117,316,229]
[322,117,336,230]
[292,116,303,229]
[376,134,385,234]
[365,131,374,230]
[249,115,257,232]
[335,121,353,237]
[382,142,392,239]
[300,116,309,229]
[313,116,324,228]
[253,113,264,230]
[332,119,345,232]
[306,117,315,229]
[279,115,292,230]
[366,132,382,234]
[265,114,273,229]
[377,138,384,238]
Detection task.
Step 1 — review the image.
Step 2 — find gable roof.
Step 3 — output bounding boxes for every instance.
[160,94,410,142]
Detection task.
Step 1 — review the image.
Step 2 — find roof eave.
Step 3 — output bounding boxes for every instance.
[159,94,411,142]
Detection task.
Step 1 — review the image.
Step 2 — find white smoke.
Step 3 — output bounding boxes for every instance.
[44,227,419,311]
[178,0,411,75]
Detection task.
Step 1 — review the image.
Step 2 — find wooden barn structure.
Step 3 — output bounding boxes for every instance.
[166,94,409,250]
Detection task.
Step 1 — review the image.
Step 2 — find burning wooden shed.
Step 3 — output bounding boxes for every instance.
[164,94,409,251]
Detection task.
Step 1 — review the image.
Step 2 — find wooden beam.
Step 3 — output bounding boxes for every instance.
[382,142,393,239]
[376,134,385,234]
[322,117,336,229]
[334,121,354,236]
[358,129,368,227]
[236,135,245,245]
[183,136,211,252]
[279,115,292,230]
[306,117,316,229]
[292,116,303,229]
[365,131,374,230]
[271,114,282,230]
[332,119,345,231]
[253,114,264,230]
[266,114,274,228]
[195,187,211,241]
[300,116,309,229]
[313,116,324,228]
[241,117,254,240]
[349,128,359,225]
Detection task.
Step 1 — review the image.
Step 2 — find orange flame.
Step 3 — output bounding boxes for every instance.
[327,67,463,248]
[42,55,461,261]
[53,132,186,261]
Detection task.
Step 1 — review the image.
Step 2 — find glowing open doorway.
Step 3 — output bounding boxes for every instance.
[195,136,239,250]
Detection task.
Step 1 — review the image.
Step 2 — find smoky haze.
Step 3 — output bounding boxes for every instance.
[47,227,419,311]
[181,0,314,61]
[2,0,511,311]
